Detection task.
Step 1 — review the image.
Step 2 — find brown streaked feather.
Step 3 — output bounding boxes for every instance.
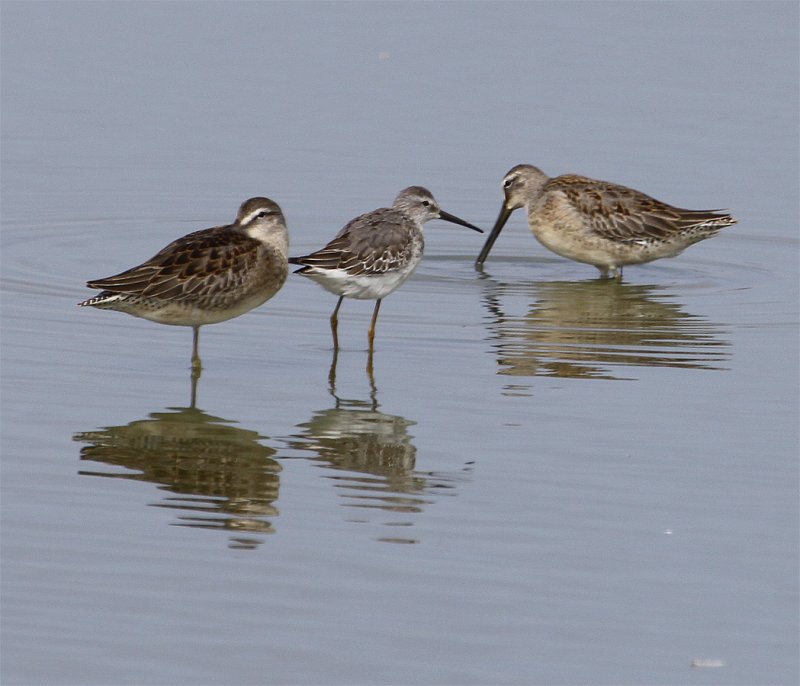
[86,227,262,302]
[547,175,734,243]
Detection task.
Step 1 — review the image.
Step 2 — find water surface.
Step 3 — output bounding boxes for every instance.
[2,3,797,684]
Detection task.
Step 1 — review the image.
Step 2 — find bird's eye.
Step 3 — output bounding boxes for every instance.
[503,178,514,188]
[422,200,432,207]
[257,211,270,218]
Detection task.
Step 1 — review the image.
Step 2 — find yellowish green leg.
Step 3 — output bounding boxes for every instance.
[330,296,343,350]
[367,299,382,352]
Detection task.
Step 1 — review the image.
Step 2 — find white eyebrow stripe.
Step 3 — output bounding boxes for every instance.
[240,208,268,224]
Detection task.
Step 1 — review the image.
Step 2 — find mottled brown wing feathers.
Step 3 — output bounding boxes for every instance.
[86,227,260,299]
[549,175,732,242]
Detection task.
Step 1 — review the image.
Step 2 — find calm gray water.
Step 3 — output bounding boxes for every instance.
[2,2,797,684]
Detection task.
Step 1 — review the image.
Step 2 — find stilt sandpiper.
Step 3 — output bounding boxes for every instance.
[290,186,482,351]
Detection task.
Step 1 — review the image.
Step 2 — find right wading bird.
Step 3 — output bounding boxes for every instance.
[475,164,736,278]
[290,186,483,351]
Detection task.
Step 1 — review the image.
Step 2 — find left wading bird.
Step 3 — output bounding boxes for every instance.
[79,197,289,371]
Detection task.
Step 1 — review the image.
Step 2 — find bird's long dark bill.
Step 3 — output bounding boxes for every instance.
[475,204,513,265]
[438,210,484,233]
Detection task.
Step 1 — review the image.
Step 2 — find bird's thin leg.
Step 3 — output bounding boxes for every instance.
[328,347,339,389]
[189,367,199,408]
[191,326,202,372]
[368,299,382,352]
[366,349,377,396]
[366,299,382,376]
[330,296,344,350]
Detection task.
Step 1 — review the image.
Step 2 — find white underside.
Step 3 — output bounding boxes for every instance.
[300,263,419,300]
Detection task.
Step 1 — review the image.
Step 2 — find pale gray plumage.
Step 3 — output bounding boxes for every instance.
[290,186,482,350]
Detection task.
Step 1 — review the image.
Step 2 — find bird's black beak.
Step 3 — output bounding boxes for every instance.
[475,203,513,266]
[438,210,484,233]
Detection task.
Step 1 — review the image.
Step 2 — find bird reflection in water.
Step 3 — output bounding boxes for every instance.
[288,359,468,544]
[481,278,730,390]
[73,375,280,550]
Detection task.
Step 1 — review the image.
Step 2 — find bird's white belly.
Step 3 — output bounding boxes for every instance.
[302,262,419,300]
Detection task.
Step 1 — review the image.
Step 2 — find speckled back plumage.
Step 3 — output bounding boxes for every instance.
[86,228,283,311]
[292,206,423,279]
[80,197,289,325]
[477,163,736,277]
[544,174,735,244]
[289,186,481,350]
